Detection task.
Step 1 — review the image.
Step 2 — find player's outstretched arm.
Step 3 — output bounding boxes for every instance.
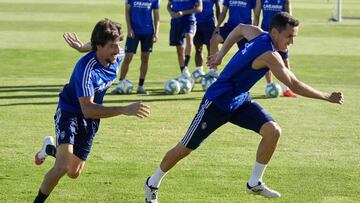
[63,32,92,53]
[263,52,344,104]
[207,24,264,67]
[79,96,150,119]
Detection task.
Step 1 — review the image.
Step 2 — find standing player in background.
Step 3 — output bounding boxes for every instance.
[116,0,160,94]
[144,13,343,202]
[208,0,258,77]
[33,19,150,203]
[63,0,160,95]
[167,0,203,77]
[191,0,221,78]
[253,0,296,97]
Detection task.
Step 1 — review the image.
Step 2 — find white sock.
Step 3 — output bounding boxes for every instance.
[148,166,167,188]
[196,66,203,72]
[248,161,268,187]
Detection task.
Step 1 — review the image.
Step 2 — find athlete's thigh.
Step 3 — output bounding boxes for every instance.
[200,22,215,45]
[180,98,231,150]
[140,34,154,52]
[74,118,100,161]
[125,35,140,54]
[193,24,204,46]
[170,23,184,46]
[219,23,233,43]
[54,144,74,168]
[183,21,196,36]
[229,100,274,134]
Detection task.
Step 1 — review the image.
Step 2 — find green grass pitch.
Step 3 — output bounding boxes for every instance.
[0,0,359,202]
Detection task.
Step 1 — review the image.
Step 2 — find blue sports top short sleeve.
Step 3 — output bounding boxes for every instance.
[171,0,202,24]
[195,0,219,23]
[127,0,160,35]
[223,0,256,27]
[261,0,286,31]
[204,33,275,111]
[58,50,124,114]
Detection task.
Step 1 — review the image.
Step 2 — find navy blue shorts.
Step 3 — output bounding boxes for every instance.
[180,98,274,150]
[193,21,215,46]
[170,21,196,46]
[54,108,100,161]
[125,34,153,53]
[219,23,247,49]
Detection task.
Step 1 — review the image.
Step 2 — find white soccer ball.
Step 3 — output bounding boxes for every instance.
[191,69,205,83]
[265,83,282,98]
[177,77,193,94]
[164,79,181,95]
[116,79,133,94]
[201,75,217,91]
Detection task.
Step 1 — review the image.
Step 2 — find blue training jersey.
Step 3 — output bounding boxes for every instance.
[261,0,286,31]
[58,50,124,114]
[195,0,219,23]
[127,0,160,35]
[204,33,275,111]
[170,0,201,24]
[223,0,256,28]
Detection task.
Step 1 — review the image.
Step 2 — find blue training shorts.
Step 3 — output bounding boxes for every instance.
[170,21,196,46]
[54,108,100,161]
[193,21,215,46]
[180,97,274,150]
[125,34,153,53]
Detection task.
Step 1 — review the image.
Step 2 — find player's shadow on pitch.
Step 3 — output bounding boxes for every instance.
[0,94,59,100]
[0,85,63,93]
[0,97,201,107]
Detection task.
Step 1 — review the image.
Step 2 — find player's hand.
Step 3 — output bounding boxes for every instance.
[176,11,183,18]
[327,92,344,104]
[127,29,135,39]
[124,102,150,118]
[153,34,158,43]
[207,52,222,67]
[63,32,84,52]
[170,11,182,18]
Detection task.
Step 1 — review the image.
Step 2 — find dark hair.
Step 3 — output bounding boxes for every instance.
[270,12,299,33]
[91,18,123,51]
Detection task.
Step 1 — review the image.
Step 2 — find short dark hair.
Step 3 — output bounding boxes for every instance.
[91,18,123,51]
[270,12,299,33]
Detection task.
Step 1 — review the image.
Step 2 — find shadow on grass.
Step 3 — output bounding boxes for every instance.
[0,84,63,93]
[0,84,269,106]
[0,94,59,100]
[0,96,202,107]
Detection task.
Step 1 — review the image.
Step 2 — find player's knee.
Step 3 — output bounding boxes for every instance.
[261,122,281,141]
[269,123,282,141]
[141,53,150,62]
[195,46,202,54]
[123,55,133,65]
[67,169,81,179]
[52,165,68,177]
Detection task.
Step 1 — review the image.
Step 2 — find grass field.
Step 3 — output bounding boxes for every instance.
[0,0,359,202]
